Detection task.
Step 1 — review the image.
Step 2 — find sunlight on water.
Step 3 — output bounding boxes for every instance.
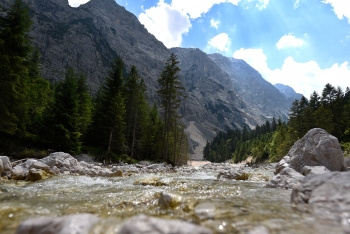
[0,168,346,234]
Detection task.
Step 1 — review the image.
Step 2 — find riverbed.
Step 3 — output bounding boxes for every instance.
[0,164,345,233]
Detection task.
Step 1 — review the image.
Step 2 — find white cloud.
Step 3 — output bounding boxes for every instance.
[276,34,306,49]
[255,0,269,10]
[139,1,191,48]
[294,0,300,9]
[139,0,268,48]
[233,48,350,96]
[227,0,241,5]
[208,33,231,52]
[322,0,350,23]
[210,18,220,29]
[68,0,90,7]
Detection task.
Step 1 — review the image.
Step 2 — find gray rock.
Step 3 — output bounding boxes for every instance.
[291,171,350,218]
[274,156,290,175]
[0,159,3,175]
[194,202,216,220]
[345,157,350,167]
[15,213,99,234]
[265,167,304,189]
[287,128,347,173]
[40,152,79,174]
[11,159,38,180]
[118,214,212,234]
[301,166,329,176]
[0,156,12,175]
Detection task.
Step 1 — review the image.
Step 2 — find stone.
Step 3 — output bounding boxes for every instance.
[15,213,100,234]
[217,169,250,180]
[118,214,212,234]
[110,169,123,177]
[28,168,49,182]
[301,166,329,176]
[287,128,347,173]
[0,159,3,175]
[274,156,290,175]
[0,156,12,175]
[291,171,350,218]
[158,191,182,209]
[265,167,304,189]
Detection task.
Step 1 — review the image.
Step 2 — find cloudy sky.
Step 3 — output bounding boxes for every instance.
[69,0,350,97]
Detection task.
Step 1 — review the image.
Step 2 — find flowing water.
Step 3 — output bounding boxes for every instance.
[0,166,346,233]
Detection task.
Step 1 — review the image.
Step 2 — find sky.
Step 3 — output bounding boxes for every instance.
[68,0,350,97]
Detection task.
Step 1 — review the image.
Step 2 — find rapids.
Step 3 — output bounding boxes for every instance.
[0,165,345,233]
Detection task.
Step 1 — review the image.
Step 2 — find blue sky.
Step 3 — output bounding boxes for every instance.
[69,0,350,97]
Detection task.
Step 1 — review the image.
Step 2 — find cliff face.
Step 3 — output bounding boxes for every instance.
[0,0,291,159]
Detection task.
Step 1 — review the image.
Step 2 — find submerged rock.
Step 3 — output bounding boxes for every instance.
[194,202,216,221]
[15,213,100,234]
[291,171,350,218]
[158,191,182,209]
[118,214,212,234]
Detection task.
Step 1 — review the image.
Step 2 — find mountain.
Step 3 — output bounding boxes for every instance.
[1,0,292,159]
[274,83,303,102]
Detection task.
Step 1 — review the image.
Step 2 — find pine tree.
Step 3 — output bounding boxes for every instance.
[157,53,187,164]
[124,65,149,159]
[87,58,126,160]
[0,0,32,137]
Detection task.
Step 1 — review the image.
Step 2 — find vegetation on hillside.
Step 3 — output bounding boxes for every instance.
[0,0,188,165]
[204,84,350,163]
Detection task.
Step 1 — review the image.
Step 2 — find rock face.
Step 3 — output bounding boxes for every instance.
[118,214,213,234]
[208,53,291,125]
[15,213,100,234]
[287,128,347,173]
[274,83,302,102]
[291,171,350,218]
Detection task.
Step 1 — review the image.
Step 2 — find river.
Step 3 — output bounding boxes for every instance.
[0,164,345,233]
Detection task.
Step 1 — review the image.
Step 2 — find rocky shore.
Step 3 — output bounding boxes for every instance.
[1,128,350,234]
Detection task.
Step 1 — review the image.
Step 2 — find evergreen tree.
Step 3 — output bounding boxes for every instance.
[0,0,32,137]
[87,58,126,160]
[157,53,187,164]
[124,65,148,159]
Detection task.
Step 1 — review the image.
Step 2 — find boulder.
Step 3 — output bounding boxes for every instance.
[265,167,304,189]
[15,213,99,234]
[40,152,79,174]
[287,128,347,173]
[28,168,49,182]
[0,156,12,175]
[118,214,212,234]
[301,166,329,176]
[291,171,350,218]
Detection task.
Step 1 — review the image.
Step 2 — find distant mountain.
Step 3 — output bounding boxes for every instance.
[274,83,303,102]
[1,0,293,159]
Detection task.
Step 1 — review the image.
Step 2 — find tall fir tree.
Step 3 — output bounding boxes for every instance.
[157,53,187,164]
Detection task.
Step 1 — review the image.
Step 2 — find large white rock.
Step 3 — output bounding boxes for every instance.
[15,213,99,234]
[287,128,347,173]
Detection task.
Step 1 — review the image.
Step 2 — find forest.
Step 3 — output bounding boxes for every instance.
[0,0,188,165]
[204,84,350,163]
